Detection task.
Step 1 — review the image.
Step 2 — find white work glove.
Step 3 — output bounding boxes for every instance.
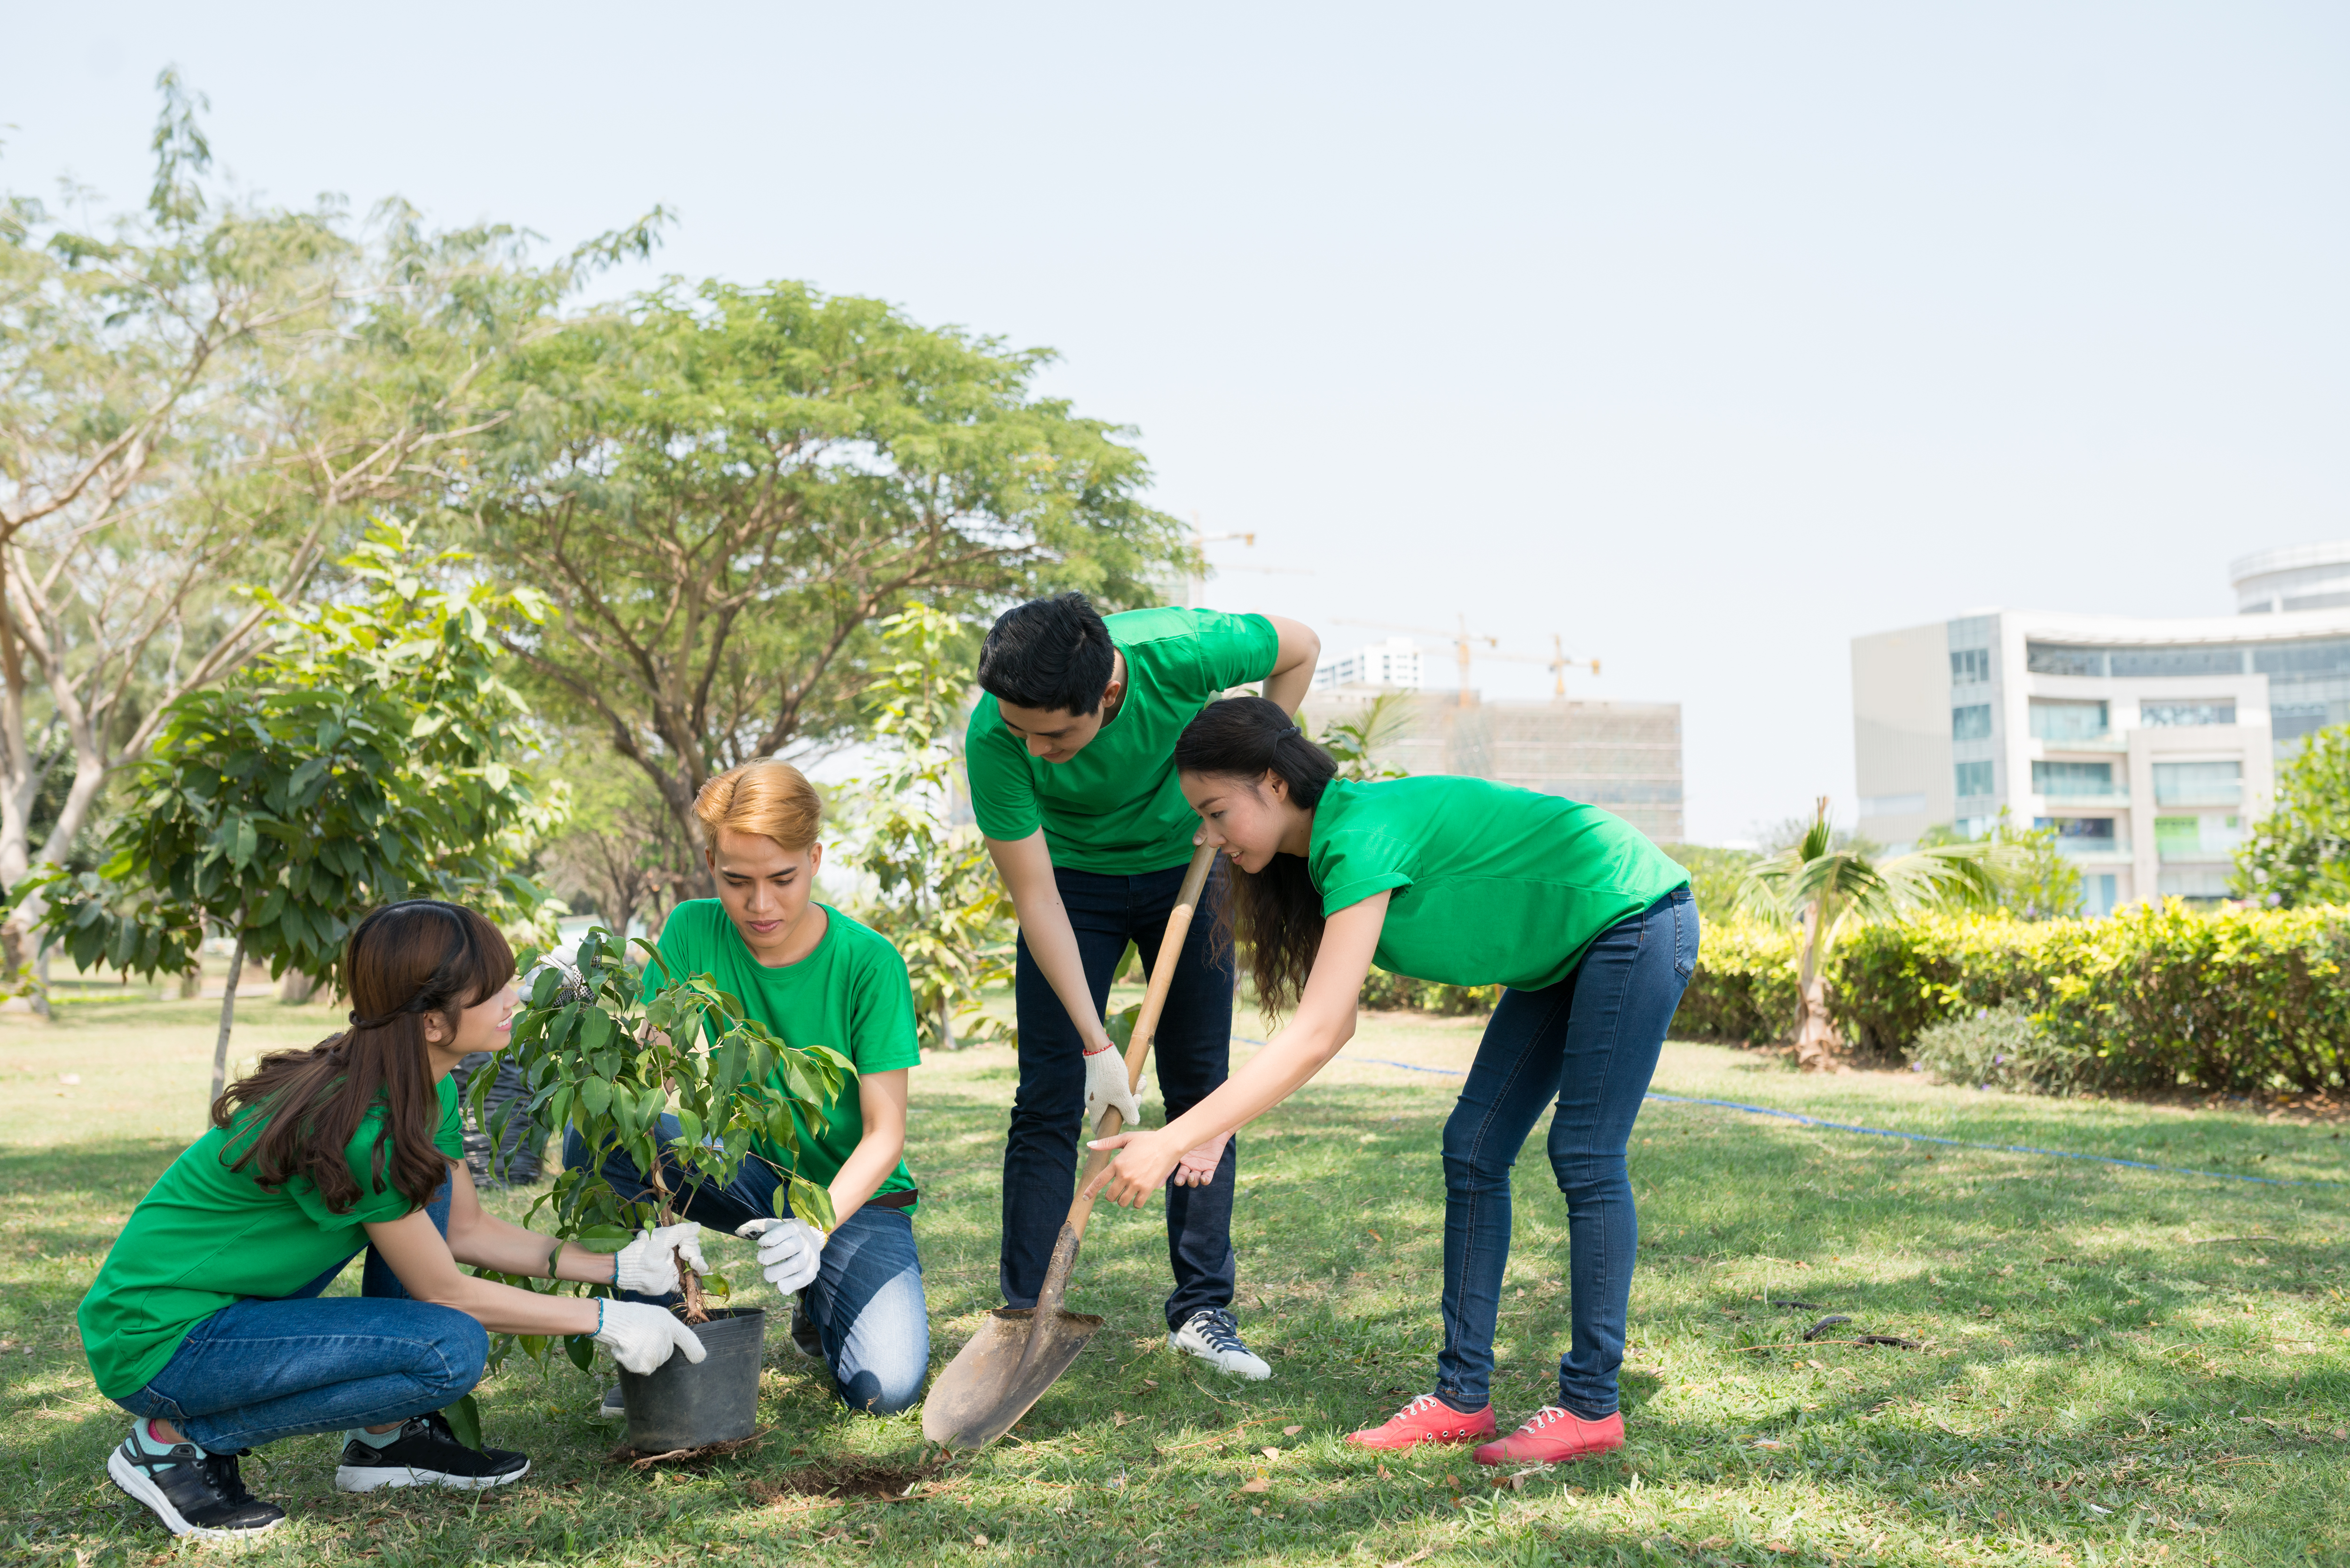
[1083,1044,1143,1129]
[593,1300,708,1374]
[736,1216,827,1294]
[611,1222,710,1296]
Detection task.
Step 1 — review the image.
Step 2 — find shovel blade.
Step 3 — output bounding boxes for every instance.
[921,1307,1105,1449]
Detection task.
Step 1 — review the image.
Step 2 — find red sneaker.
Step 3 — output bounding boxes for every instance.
[1473,1406,1624,1466]
[1344,1393,1497,1451]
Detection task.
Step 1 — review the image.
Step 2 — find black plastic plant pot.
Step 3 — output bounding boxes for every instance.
[617,1307,766,1451]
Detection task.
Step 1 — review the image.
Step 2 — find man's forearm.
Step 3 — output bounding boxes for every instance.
[826,1134,902,1227]
[988,835,1111,1051]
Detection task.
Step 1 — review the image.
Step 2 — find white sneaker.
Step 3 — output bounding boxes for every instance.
[1169,1307,1270,1380]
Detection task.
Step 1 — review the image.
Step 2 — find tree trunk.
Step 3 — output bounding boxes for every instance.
[211,932,247,1108]
[935,993,958,1052]
[1790,896,1846,1073]
[278,970,323,1004]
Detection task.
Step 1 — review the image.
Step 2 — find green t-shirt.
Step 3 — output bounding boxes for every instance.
[1308,775,1691,991]
[648,900,919,1208]
[78,1075,463,1399]
[965,606,1281,874]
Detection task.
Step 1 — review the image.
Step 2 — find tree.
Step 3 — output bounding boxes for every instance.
[31,523,564,1103]
[0,72,661,989]
[2235,724,2350,907]
[494,926,853,1336]
[1918,809,2082,920]
[473,279,1193,883]
[832,605,1013,1051]
[1737,797,2012,1069]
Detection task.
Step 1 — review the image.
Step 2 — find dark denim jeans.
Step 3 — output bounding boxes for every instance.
[111,1179,487,1452]
[563,1118,930,1415]
[1433,887,1697,1420]
[1006,858,1237,1330]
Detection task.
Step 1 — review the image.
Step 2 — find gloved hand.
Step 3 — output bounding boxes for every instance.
[1170,1130,1231,1188]
[736,1216,827,1294]
[593,1300,708,1374]
[611,1222,709,1295]
[1083,1043,1143,1129]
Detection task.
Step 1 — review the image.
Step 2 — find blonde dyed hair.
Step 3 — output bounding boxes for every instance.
[694,760,822,854]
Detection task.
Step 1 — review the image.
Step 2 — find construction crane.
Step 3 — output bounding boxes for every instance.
[1484,633,1602,698]
[1333,620,1600,703]
[1332,615,1497,708]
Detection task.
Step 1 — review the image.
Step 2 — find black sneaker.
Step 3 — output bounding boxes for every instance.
[108,1428,285,1538]
[334,1410,530,1492]
[789,1293,823,1361]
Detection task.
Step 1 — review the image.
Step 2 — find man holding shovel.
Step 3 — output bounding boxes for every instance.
[967,592,1319,1379]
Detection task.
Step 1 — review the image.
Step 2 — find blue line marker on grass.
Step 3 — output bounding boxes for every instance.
[1309,1047,2347,1190]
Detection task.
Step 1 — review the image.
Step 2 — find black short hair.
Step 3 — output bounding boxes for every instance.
[976,593,1116,714]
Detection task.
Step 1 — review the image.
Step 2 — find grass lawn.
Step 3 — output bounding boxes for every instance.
[5,990,2349,1566]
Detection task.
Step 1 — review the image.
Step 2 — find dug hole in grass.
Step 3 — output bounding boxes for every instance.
[3,990,2347,1567]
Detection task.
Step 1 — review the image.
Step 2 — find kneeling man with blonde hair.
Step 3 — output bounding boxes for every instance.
[565,759,930,1416]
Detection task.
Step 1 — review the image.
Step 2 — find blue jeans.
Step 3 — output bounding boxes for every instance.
[563,1119,930,1415]
[112,1178,487,1452]
[1434,887,1697,1419]
[1007,858,1238,1330]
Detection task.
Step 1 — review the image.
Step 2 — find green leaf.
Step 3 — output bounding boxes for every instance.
[442,1393,486,1452]
[785,1173,836,1234]
[564,1333,595,1373]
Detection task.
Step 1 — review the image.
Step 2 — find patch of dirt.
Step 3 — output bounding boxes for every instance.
[607,1432,766,1469]
[748,1458,950,1505]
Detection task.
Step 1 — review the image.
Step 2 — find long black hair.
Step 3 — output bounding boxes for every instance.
[1175,696,1339,1015]
[214,901,514,1214]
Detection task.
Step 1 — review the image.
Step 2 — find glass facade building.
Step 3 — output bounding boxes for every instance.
[1848,547,2340,912]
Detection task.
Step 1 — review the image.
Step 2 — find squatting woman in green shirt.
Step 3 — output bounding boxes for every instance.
[1086,696,1697,1468]
[79,901,709,1541]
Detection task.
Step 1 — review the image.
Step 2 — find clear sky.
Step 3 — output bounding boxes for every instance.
[8,2,2345,841]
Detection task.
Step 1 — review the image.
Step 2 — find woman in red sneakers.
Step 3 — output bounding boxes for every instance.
[1086,697,1695,1465]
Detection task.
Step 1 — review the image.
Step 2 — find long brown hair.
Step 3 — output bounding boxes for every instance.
[1174,696,1339,1015]
[214,901,515,1214]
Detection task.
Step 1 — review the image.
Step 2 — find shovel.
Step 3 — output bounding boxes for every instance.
[923,842,1219,1450]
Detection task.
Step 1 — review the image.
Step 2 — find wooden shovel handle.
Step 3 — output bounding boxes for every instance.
[1070,842,1219,1221]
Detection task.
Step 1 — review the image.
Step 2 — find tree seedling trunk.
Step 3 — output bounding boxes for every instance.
[643,1154,708,1325]
[210,930,247,1107]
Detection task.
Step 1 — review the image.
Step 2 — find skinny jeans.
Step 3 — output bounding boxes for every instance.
[1004,858,1238,1330]
[110,1178,488,1453]
[1432,886,1697,1419]
[564,1118,930,1415]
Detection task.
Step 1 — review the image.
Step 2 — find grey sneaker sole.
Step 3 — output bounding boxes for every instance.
[597,1387,626,1420]
[335,1457,529,1493]
[108,1449,282,1539]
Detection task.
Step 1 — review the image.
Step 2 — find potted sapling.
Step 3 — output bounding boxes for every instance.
[481,926,853,1452]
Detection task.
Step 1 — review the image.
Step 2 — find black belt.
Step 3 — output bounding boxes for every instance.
[864,1187,919,1211]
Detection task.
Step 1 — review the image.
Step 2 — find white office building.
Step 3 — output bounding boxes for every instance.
[1314,637,1424,691]
[1850,544,2350,914]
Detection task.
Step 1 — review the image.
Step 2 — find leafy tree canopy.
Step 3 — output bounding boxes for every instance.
[2234,725,2350,907]
[471,278,1192,867]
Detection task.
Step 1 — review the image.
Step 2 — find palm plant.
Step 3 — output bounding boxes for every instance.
[1736,797,2015,1069]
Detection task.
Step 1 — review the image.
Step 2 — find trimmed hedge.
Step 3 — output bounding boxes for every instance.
[1367,902,2350,1095]
[1828,903,2350,1094]
[1672,921,1800,1044]
[1358,970,1504,1016]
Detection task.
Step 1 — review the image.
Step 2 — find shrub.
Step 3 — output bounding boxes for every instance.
[1357,971,1503,1015]
[1672,921,1799,1044]
[1825,902,2350,1094]
[1911,1005,2089,1093]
